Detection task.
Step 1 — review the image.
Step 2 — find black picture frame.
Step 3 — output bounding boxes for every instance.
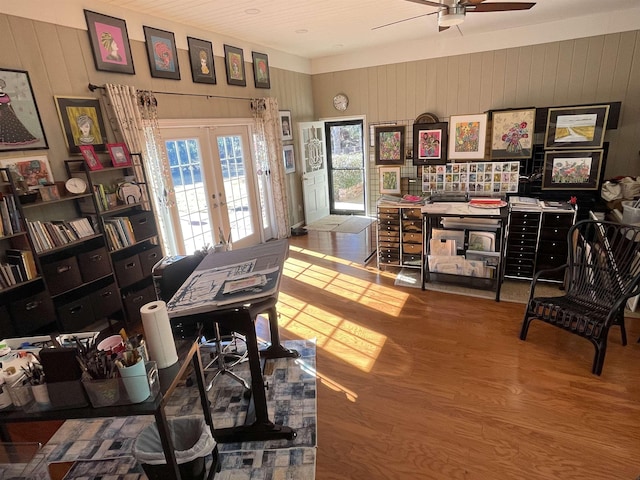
[413,122,448,166]
[224,45,246,87]
[187,37,216,85]
[375,125,405,165]
[251,51,270,89]
[143,26,180,80]
[54,96,108,154]
[544,105,610,150]
[84,10,135,75]
[542,149,604,191]
[0,68,48,152]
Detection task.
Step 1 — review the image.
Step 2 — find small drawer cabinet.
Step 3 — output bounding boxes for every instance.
[377,204,423,269]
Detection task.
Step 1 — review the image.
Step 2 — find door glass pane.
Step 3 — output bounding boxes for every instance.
[327,122,365,213]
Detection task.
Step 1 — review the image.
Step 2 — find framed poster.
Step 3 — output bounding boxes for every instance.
[187,37,216,85]
[283,145,295,174]
[375,125,405,165]
[107,143,132,167]
[252,52,270,89]
[143,26,180,80]
[544,105,609,149]
[542,150,603,191]
[224,45,246,87]
[448,113,488,160]
[0,155,54,189]
[0,68,48,152]
[490,108,535,159]
[84,10,135,75]
[79,145,103,171]
[379,166,401,194]
[413,122,448,166]
[54,96,107,154]
[279,110,293,141]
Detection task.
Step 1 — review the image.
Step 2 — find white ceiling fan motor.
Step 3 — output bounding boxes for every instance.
[437,4,466,27]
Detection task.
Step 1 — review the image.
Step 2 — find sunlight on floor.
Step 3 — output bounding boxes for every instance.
[296,358,358,402]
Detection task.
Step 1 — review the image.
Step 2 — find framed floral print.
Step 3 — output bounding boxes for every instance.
[224,45,246,87]
[413,122,448,166]
[84,10,135,75]
[448,113,488,160]
[379,166,401,194]
[544,105,610,150]
[251,52,270,89]
[375,125,405,165]
[54,96,107,154]
[283,145,295,174]
[542,150,604,191]
[143,26,180,80]
[187,37,216,85]
[490,108,535,159]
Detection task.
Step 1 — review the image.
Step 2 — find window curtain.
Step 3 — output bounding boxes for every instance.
[251,97,290,239]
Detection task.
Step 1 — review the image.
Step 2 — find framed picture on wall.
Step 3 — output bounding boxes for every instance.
[252,52,270,89]
[224,45,246,87]
[375,125,405,165]
[542,150,603,191]
[54,96,107,154]
[84,10,135,75]
[0,155,54,189]
[448,113,488,160]
[0,68,49,152]
[143,26,180,80]
[379,166,401,194]
[187,37,216,85]
[283,145,295,174]
[279,110,293,141]
[544,105,610,150]
[413,122,448,166]
[490,108,535,159]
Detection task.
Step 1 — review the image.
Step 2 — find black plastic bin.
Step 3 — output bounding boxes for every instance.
[133,416,218,480]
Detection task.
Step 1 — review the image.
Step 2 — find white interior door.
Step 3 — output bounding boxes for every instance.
[299,121,330,224]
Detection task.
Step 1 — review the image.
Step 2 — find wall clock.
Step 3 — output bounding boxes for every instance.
[333,93,349,111]
[65,177,87,194]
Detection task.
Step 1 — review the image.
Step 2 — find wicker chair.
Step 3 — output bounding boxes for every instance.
[519,220,640,375]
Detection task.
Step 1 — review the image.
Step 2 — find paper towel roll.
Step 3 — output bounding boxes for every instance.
[140,300,178,369]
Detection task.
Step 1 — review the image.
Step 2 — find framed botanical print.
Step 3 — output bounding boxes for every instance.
[283,145,295,174]
[413,122,448,165]
[379,166,401,194]
[54,96,107,154]
[84,10,135,75]
[0,68,48,152]
[542,150,604,191]
[490,108,535,159]
[279,110,293,141]
[143,26,180,80]
[375,126,405,165]
[544,105,610,149]
[79,145,103,171]
[448,113,488,160]
[187,37,216,84]
[224,45,246,87]
[252,52,270,89]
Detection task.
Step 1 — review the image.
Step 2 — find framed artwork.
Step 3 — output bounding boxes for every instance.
[448,113,488,160]
[224,45,246,87]
[0,68,48,152]
[490,108,535,159]
[107,143,132,167]
[379,166,401,194]
[79,145,103,171]
[542,150,603,191]
[375,126,405,165]
[143,26,180,80]
[283,145,295,174]
[544,105,610,149]
[413,122,448,166]
[279,110,293,141]
[54,96,107,154]
[0,155,54,189]
[251,52,271,89]
[187,37,216,85]
[39,184,60,202]
[84,10,135,75]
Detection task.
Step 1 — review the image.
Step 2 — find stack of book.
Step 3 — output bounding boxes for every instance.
[26,218,95,253]
[0,193,22,237]
[103,217,135,250]
[0,248,38,289]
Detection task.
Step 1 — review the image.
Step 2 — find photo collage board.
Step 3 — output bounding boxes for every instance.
[421,161,520,194]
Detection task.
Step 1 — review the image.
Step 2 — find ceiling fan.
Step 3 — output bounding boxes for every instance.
[373,0,536,33]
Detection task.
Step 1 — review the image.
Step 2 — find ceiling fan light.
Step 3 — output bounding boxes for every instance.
[437,6,466,27]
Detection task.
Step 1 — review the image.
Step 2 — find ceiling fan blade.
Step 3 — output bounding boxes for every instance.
[470,2,535,12]
[404,0,448,9]
[372,11,438,30]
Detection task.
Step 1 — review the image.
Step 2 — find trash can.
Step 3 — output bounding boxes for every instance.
[133,416,218,480]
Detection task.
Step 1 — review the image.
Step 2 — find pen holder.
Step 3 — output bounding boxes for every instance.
[118,360,150,404]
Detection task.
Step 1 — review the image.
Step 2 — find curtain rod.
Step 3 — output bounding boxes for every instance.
[88,83,253,101]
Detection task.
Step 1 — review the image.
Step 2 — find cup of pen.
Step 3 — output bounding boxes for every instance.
[117,352,150,404]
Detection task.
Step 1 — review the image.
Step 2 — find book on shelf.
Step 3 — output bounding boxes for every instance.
[0,195,14,236]
[5,249,37,279]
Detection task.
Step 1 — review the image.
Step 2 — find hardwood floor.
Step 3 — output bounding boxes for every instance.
[283,225,640,480]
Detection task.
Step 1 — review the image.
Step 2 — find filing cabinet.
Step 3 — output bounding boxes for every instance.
[377,204,423,269]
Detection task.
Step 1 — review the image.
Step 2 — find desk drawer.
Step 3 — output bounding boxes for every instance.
[509,211,541,226]
[402,254,422,265]
[402,208,421,220]
[378,207,399,215]
[378,222,400,231]
[539,239,568,255]
[506,250,536,262]
[402,232,422,244]
[508,232,538,244]
[402,243,423,255]
[504,264,534,277]
[540,226,569,241]
[509,224,538,235]
[402,220,422,232]
[378,231,400,240]
[379,247,400,256]
[378,241,400,249]
[542,212,573,228]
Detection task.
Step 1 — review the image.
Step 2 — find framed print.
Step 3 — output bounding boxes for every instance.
[224,45,246,87]
[79,145,103,171]
[54,96,107,154]
[279,110,293,141]
[251,52,270,89]
[143,26,180,80]
[107,142,132,167]
[379,166,401,194]
[0,155,54,189]
[0,68,48,152]
[39,184,60,202]
[490,108,535,159]
[187,37,216,85]
[448,113,488,160]
[542,150,603,191]
[84,10,135,75]
[413,122,448,166]
[283,145,295,174]
[544,105,609,149]
[375,126,405,165]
